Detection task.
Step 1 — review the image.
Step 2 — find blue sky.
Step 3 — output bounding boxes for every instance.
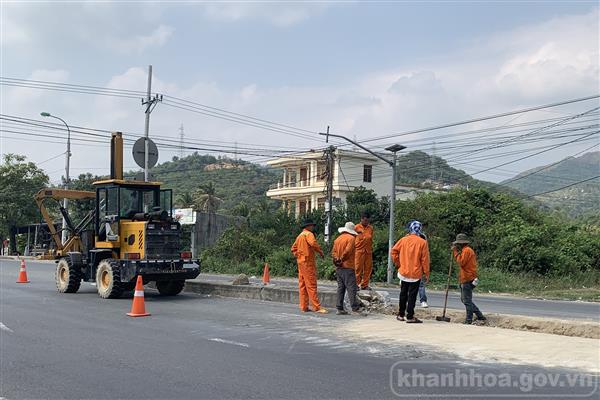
[1,1,598,184]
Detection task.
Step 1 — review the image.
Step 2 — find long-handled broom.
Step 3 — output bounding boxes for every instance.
[435,251,454,322]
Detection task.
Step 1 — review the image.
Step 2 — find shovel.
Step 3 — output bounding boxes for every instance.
[436,251,453,322]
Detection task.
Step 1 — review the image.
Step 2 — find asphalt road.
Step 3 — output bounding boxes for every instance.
[199,273,600,321]
[1,260,597,399]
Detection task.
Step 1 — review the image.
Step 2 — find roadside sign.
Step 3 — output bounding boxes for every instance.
[132,138,159,169]
[173,208,196,225]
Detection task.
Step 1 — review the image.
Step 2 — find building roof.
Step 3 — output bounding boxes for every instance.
[267,149,387,167]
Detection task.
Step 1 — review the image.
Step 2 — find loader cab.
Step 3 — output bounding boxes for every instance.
[93,179,172,244]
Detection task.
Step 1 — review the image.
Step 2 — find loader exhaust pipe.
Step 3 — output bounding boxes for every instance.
[110,132,124,180]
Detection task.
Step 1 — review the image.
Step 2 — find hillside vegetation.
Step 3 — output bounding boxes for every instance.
[502,151,599,216]
[125,153,281,212]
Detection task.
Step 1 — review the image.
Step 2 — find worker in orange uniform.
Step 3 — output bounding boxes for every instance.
[354,212,374,290]
[332,222,363,315]
[452,233,486,324]
[291,219,328,314]
[391,220,430,324]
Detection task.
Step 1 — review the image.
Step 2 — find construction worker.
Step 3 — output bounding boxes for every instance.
[354,212,374,290]
[291,219,328,314]
[452,233,486,324]
[333,222,363,315]
[391,220,430,324]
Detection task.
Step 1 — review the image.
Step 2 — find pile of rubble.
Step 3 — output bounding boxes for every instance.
[347,289,392,313]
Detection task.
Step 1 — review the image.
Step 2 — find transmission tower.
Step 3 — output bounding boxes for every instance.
[179,123,184,158]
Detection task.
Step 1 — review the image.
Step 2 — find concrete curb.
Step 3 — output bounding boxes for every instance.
[186,281,339,308]
[186,280,600,340]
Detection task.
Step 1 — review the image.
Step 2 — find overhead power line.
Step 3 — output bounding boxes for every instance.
[0,76,323,142]
[526,175,600,198]
[360,94,600,144]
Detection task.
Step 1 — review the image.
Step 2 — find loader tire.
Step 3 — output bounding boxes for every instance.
[55,257,81,293]
[156,280,185,296]
[96,259,123,299]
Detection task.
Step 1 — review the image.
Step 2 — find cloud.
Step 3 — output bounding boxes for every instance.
[388,71,445,95]
[106,24,175,54]
[2,8,598,184]
[0,3,173,54]
[202,3,328,27]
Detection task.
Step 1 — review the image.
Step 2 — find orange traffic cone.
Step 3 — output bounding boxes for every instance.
[16,259,30,283]
[127,275,150,317]
[262,263,270,285]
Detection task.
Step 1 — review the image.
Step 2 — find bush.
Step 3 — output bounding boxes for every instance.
[202,187,600,285]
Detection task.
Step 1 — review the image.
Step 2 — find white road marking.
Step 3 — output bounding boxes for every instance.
[209,338,249,348]
[0,322,14,333]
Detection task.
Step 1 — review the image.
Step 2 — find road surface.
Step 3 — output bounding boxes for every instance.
[1,260,597,399]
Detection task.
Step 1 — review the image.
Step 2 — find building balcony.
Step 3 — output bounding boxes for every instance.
[266,180,326,199]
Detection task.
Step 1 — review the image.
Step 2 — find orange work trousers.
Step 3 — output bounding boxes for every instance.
[355,250,373,288]
[297,261,321,311]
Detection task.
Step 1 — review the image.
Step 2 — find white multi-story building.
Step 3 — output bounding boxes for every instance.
[266,149,392,217]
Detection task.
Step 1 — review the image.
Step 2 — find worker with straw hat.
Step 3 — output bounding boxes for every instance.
[332,222,364,316]
[452,233,486,324]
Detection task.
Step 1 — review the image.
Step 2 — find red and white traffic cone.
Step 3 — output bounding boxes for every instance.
[127,276,150,317]
[16,259,30,283]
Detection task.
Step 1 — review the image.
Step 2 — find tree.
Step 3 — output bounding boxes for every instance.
[345,186,387,223]
[175,191,195,208]
[192,182,223,213]
[231,201,250,218]
[67,173,101,223]
[0,154,49,254]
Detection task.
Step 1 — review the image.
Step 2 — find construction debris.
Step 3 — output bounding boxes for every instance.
[232,274,250,285]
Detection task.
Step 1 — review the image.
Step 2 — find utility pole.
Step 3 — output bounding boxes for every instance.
[318,129,405,284]
[323,141,335,247]
[321,127,335,247]
[179,123,185,158]
[142,65,162,181]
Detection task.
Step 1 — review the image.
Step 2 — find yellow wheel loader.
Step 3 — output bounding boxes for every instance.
[35,132,200,298]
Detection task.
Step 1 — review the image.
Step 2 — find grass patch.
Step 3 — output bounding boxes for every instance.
[407,266,600,302]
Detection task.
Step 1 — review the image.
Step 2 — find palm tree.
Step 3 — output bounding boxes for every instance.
[175,191,195,208]
[192,182,222,213]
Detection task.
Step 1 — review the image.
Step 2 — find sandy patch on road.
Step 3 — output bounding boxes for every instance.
[331,315,600,372]
[405,307,600,339]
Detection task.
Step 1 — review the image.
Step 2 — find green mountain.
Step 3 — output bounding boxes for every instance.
[133,153,281,212]
[395,150,480,188]
[501,151,600,216]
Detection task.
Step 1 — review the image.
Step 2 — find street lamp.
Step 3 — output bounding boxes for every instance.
[318,130,406,284]
[385,144,406,284]
[41,112,71,245]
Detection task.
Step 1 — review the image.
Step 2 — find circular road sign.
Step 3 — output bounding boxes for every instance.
[132,138,159,169]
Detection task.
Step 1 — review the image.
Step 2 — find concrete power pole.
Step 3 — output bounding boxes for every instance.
[142,65,162,181]
[318,129,405,284]
[324,143,335,248]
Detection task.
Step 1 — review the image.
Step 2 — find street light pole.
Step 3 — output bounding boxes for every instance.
[384,145,405,284]
[318,131,405,284]
[41,112,71,245]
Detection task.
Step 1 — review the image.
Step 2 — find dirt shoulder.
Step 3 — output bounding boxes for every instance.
[330,314,600,373]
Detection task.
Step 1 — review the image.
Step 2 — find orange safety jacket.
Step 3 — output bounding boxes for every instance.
[391,234,430,280]
[332,232,356,269]
[354,224,373,253]
[291,229,323,265]
[454,246,478,284]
